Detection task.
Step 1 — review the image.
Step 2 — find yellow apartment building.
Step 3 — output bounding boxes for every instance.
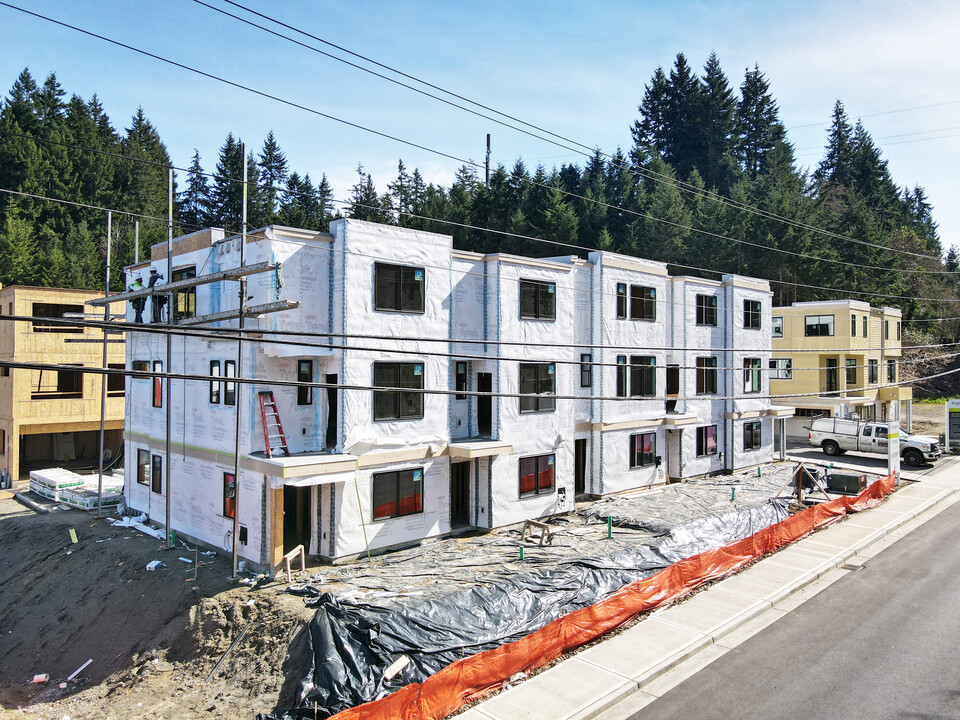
[771,300,911,438]
[0,285,126,485]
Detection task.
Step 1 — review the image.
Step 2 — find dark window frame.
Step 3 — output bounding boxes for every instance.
[696,356,718,394]
[374,262,425,313]
[297,359,313,406]
[845,358,858,386]
[171,266,197,321]
[31,364,84,400]
[107,363,125,397]
[137,448,150,485]
[696,425,718,456]
[805,314,835,337]
[372,467,424,520]
[519,279,557,321]
[696,294,718,326]
[743,299,762,330]
[772,316,783,338]
[629,432,656,469]
[455,361,468,399]
[863,316,868,337]
[616,283,627,319]
[769,358,793,380]
[868,359,879,384]
[630,285,657,321]
[518,454,555,499]
[519,362,556,414]
[151,454,163,494]
[31,303,84,333]
[373,362,425,421]
[209,360,221,404]
[743,420,762,451]
[630,355,656,397]
[887,359,896,383]
[224,360,236,407]
[580,353,592,388]
[152,361,163,408]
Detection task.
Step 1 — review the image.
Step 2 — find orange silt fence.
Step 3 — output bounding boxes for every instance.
[332,474,896,720]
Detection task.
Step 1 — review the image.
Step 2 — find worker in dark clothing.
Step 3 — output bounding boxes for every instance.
[148,269,166,323]
[129,276,145,323]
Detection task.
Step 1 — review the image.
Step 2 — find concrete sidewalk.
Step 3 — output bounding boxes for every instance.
[461,459,960,720]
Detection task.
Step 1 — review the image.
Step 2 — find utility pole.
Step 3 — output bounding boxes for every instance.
[96,211,111,517]
[165,168,174,548]
[231,145,248,578]
[485,133,491,187]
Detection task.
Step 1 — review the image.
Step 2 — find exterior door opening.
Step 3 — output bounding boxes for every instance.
[451,461,470,527]
[574,438,586,495]
[477,373,492,437]
[325,374,338,449]
[283,485,311,554]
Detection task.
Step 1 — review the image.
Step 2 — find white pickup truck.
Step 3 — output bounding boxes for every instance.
[808,418,941,467]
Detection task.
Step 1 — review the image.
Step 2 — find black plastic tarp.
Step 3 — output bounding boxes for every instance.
[267,500,789,719]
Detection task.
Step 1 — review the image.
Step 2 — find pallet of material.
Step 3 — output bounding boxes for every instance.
[29,468,85,502]
[60,486,123,510]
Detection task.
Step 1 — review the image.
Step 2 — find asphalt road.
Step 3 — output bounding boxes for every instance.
[631,489,960,720]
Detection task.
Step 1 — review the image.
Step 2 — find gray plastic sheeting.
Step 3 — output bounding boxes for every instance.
[266,500,789,719]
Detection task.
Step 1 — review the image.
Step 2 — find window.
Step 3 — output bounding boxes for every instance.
[455,361,468,399]
[630,286,656,321]
[132,360,149,379]
[862,425,873,438]
[519,279,556,320]
[845,359,858,386]
[297,360,313,405]
[31,303,84,333]
[580,354,592,388]
[107,363,125,397]
[696,294,718,326]
[697,425,718,456]
[209,360,221,404]
[151,454,163,494]
[172,266,197,321]
[519,454,555,498]
[616,283,627,319]
[224,360,236,406]
[629,432,656,469]
[374,262,425,313]
[805,315,834,337]
[887,359,896,383]
[851,315,857,338]
[769,358,792,380]
[152,361,163,408]
[374,362,424,420]
[868,359,879,384]
[897,321,901,341]
[884,320,889,340]
[696,357,718,394]
[0,366,8,377]
[372,467,423,520]
[772,317,783,338]
[616,356,628,398]
[862,316,868,337]
[31,365,83,400]
[519,362,556,413]
[223,472,236,519]
[743,358,761,393]
[743,300,761,329]
[743,421,762,451]
[0,429,5,455]
[137,449,150,485]
[631,356,656,397]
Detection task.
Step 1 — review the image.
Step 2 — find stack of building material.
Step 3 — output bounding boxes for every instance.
[29,468,85,502]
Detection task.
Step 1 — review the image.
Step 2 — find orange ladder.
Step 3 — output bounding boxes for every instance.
[257,391,290,458]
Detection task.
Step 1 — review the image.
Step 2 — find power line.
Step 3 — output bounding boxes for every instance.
[199,0,946,264]
[2,0,945,269]
[788,100,960,130]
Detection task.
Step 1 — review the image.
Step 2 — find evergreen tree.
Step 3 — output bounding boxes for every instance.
[735,64,784,179]
[258,131,287,224]
[812,100,854,188]
[0,201,39,285]
[698,53,738,193]
[347,165,390,223]
[178,149,211,230]
[631,66,670,161]
[209,133,244,230]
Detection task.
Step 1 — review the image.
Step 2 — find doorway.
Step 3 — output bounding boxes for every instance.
[477,373,492,437]
[283,485,311,554]
[325,374,338,449]
[825,359,839,395]
[451,462,470,527]
[574,438,587,494]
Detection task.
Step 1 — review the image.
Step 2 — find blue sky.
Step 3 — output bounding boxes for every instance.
[2,0,958,253]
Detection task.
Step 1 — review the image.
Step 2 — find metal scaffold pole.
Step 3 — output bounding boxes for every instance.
[96,210,111,517]
[232,145,248,578]
[165,168,174,548]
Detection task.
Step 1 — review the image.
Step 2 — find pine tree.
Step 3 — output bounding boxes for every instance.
[735,65,784,180]
[178,150,211,230]
[699,53,738,194]
[662,53,705,181]
[812,100,854,188]
[631,67,670,161]
[0,202,39,286]
[209,133,243,230]
[347,165,389,223]
[258,131,288,224]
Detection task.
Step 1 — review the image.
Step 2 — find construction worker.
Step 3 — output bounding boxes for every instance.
[129,276,145,323]
[148,269,166,323]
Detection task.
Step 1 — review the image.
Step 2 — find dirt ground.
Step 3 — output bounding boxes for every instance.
[0,495,315,719]
[911,401,947,438]
[0,461,878,720]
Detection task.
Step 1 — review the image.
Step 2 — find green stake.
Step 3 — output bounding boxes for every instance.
[607,516,612,539]
[731,487,736,502]
[519,546,524,561]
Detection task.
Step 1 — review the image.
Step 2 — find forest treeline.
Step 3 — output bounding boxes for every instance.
[0,55,958,334]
